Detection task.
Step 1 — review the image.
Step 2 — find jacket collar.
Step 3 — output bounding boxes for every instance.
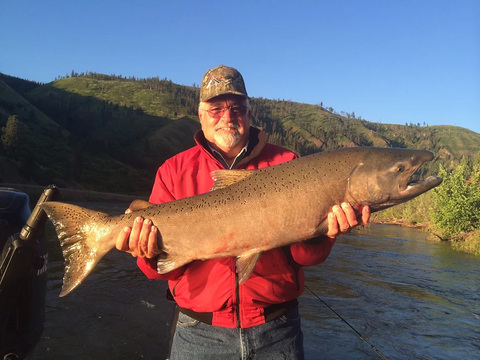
[194,127,269,168]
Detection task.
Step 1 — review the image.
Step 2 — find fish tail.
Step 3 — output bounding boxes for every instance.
[41,201,114,296]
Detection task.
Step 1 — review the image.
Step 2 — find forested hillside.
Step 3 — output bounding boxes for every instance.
[1,72,479,195]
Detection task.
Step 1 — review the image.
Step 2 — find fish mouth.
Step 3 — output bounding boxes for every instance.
[349,148,443,212]
[399,175,443,197]
[396,151,442,198]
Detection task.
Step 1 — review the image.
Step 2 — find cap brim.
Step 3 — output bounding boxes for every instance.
[202,91,248,102]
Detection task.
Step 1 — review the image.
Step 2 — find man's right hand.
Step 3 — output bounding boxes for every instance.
[115,211,161,259]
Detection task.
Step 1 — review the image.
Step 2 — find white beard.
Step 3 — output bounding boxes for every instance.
[214,128,242,148]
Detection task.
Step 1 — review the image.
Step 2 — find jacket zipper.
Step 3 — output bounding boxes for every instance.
[235,268,241,328]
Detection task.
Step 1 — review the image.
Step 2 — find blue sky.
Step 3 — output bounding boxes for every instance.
[1,0,479,134]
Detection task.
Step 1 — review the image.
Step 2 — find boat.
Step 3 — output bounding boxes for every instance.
[0,186,58,360]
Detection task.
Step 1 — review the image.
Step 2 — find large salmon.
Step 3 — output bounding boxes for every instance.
[42,147,442,296]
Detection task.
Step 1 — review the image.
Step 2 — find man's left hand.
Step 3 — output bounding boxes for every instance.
[326,203,370,239]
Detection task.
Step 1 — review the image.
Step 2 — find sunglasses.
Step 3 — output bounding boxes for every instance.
[206,105,248,118]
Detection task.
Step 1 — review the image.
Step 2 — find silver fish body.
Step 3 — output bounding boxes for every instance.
[42,147,442,296]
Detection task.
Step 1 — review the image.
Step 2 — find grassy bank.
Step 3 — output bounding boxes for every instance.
[449,230,480,256]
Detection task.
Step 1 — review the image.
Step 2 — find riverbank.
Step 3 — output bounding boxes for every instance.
[449,229,480,256]
[371,217,430,229]
[372,215,480,257]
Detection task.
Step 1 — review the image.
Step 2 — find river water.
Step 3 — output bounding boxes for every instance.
[301,224,480,360]
[28,215,479,359]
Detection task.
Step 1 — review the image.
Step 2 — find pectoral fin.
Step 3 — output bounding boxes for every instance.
[313,218,329,236]
[236,252,262,284]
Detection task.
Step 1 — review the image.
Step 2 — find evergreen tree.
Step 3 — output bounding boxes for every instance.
[1,115,20,156]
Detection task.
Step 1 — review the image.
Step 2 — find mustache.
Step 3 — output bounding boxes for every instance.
[215,123,240,131]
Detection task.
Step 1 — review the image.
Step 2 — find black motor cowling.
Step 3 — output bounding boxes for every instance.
[0,186,58,359]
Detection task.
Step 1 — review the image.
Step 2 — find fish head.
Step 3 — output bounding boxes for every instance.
[347,148,442,212]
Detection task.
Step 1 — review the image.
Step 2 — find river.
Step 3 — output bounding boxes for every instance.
[301,224,480,360]
[28,219,479,359]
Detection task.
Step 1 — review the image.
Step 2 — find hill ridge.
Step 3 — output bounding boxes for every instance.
[0,72,478,194]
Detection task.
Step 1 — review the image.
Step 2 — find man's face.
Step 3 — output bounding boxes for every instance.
[199,95,251,155]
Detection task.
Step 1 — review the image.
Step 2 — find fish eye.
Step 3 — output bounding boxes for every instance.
[397,165,405,173]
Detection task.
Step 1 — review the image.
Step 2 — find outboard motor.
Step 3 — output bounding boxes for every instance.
[0,186,59,360]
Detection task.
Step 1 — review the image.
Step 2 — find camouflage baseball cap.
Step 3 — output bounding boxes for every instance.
[200,65,248,102]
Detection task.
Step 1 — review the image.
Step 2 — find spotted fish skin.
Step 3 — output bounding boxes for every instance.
[42,147,442,296]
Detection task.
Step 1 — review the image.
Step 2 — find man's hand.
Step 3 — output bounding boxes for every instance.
[115,211,161,258]
[326,203,370,239]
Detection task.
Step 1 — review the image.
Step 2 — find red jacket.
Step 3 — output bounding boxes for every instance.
[137,127,335,328]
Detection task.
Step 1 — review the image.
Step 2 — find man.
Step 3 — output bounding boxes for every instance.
[116,65,370,359]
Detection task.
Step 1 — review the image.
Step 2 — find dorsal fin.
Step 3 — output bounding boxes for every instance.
[129,199,154,211]
[210,169,255,191]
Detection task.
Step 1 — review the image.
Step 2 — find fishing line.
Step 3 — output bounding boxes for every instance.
[304,284,389,360]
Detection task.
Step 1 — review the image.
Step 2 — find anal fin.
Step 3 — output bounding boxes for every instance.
[236,252,262,284]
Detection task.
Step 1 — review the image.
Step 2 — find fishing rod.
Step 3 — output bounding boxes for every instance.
[304,284,389,360]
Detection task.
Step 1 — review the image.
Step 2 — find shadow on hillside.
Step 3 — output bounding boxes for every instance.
[0,80,201,194]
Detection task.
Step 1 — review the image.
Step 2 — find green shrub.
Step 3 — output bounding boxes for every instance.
[432,158,480,238]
